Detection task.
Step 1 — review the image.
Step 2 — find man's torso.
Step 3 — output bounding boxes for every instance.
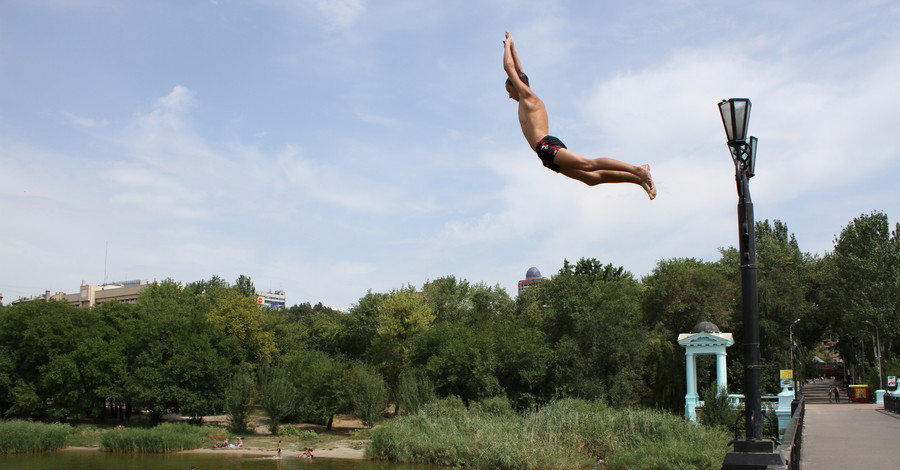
[517,95,550,148]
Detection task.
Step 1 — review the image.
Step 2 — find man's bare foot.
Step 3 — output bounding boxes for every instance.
[640,164,656,200]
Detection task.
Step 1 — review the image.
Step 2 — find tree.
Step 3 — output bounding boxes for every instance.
[753,220,818,392]
[258,365,297,435]
[347,362,388,427]
[641,258,735,410]
[411,322,501,407]
[367,288,435,388]
[224,365,256,433]
[281,350,348,431]
[206,289,278,363]
[394,368,435,415]
[127,279,240,422]
[524,258,649,405]
[818,211,900,382]
[234,274,257,298]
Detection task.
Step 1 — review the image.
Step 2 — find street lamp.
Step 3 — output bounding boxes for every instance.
[719,98,763,440]
[719,98,778,469]
[790,318,801,398]
[864,320,885,391]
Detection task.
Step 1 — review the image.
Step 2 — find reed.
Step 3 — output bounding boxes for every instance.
[368,398,730,470]
[0,420,70,454]
[99,422,218,453]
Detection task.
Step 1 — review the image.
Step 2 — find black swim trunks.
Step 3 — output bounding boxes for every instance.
[534,135,566,173]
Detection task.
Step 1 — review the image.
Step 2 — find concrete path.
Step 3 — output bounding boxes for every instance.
[801,402,900,469]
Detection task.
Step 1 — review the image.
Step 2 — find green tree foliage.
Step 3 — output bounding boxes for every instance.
[347,362,388,427]
[281,350,348,430]
[698,383,741,431]
[128,279,241,422]
[234,274,257,298]
[753,220,819,392]
[412,323,501,407]
[368,288,435,388]
[205,289,277,363]
[641,258,735,411]
[0,299,127,419]
[224,365,256,433]
[0,211,894,425]
[258,365,297,435]
[523,258,649,406]
[818,211,900,378]
[394,368,435,416]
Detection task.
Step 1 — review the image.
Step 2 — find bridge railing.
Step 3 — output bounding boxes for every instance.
[885,393,900,414]
[766,396,805,470]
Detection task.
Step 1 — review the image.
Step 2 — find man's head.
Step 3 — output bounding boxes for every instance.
[505,72,529,101]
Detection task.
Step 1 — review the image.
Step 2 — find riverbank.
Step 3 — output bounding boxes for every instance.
[62,426,369,461]
[62,442,367,460]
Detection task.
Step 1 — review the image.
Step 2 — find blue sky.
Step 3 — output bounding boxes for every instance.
[2,0,899,310]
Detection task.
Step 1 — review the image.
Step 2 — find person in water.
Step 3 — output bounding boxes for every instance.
[503,32,656,199]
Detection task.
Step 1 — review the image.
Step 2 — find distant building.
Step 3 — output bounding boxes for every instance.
[517,267,544,294]
[256,290,286,309]
[13,280,149,308]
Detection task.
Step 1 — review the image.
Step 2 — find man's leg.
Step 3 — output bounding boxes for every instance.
[555,148,656,199]
[553,148,641,174]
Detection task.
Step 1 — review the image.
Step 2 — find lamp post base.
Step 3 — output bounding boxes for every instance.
[722,439,786,469]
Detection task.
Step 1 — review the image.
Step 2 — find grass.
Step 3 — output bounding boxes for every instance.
[368,398,731,470]
[0,420,70,454]
[99,422,221,453]
[66,424,103,447]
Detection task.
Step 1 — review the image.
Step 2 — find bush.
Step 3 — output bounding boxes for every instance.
[369,398,730,470]
[0,420,70,454]
[470,395,516,418]
[278,425,318,441]
[99,422,219,453]
[699,384,741,431]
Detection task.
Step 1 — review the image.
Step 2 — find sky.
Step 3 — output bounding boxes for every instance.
[2,0,899,311]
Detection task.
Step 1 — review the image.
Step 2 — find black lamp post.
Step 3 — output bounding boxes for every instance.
[719,99,780,469]
[790,318,801,399]
[719,98,763,441]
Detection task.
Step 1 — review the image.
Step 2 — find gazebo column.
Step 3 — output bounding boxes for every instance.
[685,351,699,422]
[716,351,728,393]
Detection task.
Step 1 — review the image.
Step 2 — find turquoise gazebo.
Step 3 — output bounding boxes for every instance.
[677,322,734,422]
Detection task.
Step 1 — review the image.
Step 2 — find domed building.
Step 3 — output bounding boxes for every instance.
[517,267,544,294]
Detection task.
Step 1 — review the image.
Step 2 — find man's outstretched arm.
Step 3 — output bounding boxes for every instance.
[504,32,530,94]
[505,32,524,74]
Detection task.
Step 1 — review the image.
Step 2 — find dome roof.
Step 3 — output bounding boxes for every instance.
[525,267,542,280]
[691,321,721,334]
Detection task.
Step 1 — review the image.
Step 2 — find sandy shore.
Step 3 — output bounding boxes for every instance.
[62,414,370,460]
[184,442,367,460]
[64,443,367,460]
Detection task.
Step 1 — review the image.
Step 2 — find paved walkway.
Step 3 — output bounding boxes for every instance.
[801,402,900,469]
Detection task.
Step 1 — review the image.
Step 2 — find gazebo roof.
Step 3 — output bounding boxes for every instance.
[677,331,734,348]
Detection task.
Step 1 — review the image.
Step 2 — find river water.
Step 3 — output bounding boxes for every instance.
[0,450,440,470]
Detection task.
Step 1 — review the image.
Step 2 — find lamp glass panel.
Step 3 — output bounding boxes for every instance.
[719,100,735,141]
[732,100,749,142]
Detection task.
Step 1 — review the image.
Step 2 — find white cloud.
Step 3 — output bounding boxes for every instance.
[63,112,108,128]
